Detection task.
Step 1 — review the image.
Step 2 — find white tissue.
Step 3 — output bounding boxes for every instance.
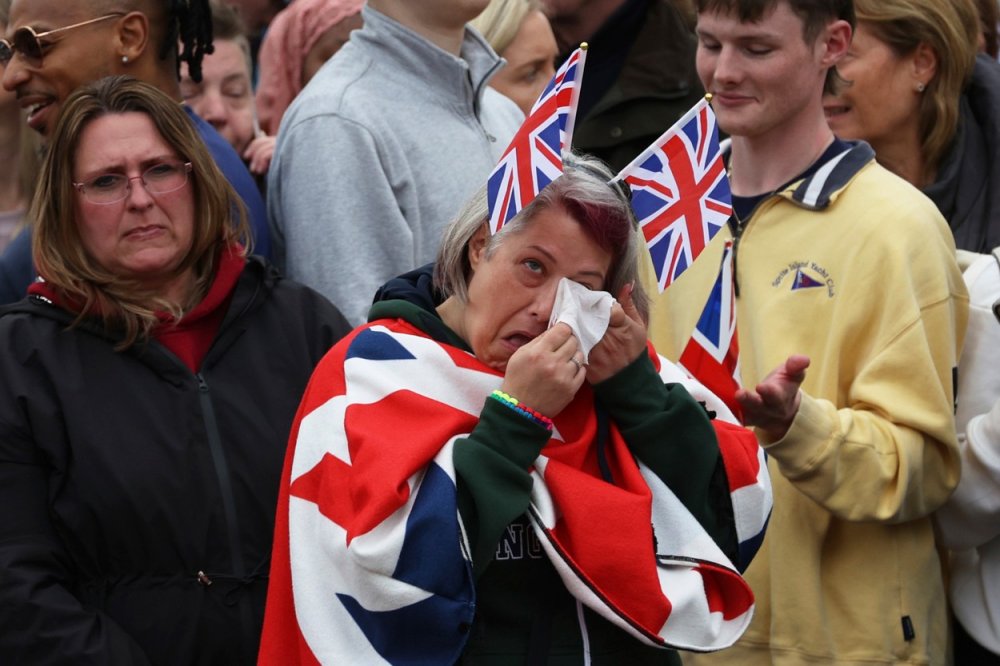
[547,278,614,363]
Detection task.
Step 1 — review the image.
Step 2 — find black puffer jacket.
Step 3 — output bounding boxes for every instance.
[0,258,350,665]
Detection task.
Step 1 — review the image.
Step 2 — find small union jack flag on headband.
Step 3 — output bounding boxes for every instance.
[680,241,743,422]
[486,45,587,235]
[613,97,732,291]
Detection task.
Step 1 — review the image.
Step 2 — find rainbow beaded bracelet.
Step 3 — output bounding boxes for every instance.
[489,390,554,431]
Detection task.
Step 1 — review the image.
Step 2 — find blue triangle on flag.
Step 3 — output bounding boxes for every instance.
[791,269,824,290]
[648,231,674,284]
[681,115,699,146]
[709,177,732,204]
[640,152,665,172]
[486,167,504,211]
[346,329,417,361]
[535,168,554,193]
[631,189,666,221]
[393,462,468,598]
[672,249,688,280]
[696,270,725,339]
[537,116,561,152]
[338,591,472,663]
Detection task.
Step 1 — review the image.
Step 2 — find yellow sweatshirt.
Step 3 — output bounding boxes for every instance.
[646,144,969,665]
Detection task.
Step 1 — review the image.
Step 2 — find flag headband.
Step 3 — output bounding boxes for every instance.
[486,47,732,292]
[564,160,633,206]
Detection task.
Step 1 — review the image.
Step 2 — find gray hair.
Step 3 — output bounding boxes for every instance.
[434,152,650,321]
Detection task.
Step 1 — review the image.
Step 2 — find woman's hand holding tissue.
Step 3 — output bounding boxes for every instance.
[586,283,648,384]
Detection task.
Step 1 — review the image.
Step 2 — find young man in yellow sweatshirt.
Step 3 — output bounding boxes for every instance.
[645,0,970,663]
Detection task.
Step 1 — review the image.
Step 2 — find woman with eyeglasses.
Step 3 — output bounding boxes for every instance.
[0,0,271,306]
[0,76,351,664]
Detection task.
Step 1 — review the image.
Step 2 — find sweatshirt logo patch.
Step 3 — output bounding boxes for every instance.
[791,269,824,290]
[772,261,835,297]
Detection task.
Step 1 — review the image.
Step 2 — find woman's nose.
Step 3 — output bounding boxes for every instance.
[531,281,560,323]
[124,175,155,209]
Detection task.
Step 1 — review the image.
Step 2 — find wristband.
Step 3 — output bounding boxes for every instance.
[489,390,554,431]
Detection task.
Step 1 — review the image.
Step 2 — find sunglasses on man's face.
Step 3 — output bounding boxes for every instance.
[0,13,123,67]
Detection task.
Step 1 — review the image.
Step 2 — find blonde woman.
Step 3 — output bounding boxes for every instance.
[823,0,1000,252]
[472,0,558,114]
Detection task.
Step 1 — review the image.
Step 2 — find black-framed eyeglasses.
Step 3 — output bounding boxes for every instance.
[73,161,194,205]
[0,13,125,67]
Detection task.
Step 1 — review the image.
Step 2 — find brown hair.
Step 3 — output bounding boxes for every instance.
[696,0,856,94]
[853,0,979,178]
[31,75,250,348]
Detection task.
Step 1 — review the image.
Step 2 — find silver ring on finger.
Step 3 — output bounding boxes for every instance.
[570,356,583,372]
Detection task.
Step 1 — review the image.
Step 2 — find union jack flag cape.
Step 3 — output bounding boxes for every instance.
[259,317,771,664]
[486,46,586,235]
[680,241,744,422]
[615,97,732,291]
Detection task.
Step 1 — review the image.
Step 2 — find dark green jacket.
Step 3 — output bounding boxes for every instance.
[572,0,706,173]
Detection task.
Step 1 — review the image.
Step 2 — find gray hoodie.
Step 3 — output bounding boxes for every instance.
[268,6,523,324]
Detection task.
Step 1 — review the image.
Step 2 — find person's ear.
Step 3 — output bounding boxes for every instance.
[819,19,852,68]
[911,42,938,91]
[467,223,489,272]
[115,12,150,66]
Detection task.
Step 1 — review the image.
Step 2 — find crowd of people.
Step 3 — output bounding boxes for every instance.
[0,0,997,664]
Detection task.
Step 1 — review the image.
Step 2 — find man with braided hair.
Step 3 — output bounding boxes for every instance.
[0,0,270,304]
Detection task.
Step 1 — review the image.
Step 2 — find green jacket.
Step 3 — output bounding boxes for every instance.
[573,0,706,173]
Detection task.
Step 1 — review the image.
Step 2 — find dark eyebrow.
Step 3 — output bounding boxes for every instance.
[528,244,607,283]
[696,26,779,42]
[79,155,181,178]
